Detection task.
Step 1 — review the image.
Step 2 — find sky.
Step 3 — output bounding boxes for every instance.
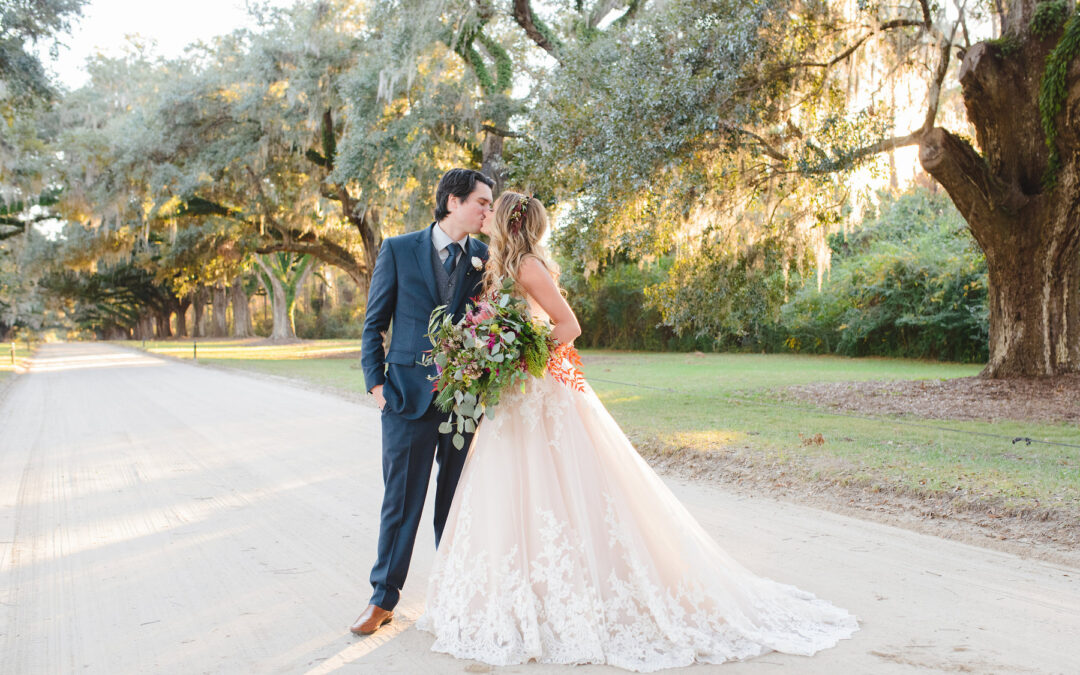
[38,0,295,90]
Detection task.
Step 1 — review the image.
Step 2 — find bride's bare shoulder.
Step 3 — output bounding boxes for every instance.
[517,255,553,282]
[519,255,559,280]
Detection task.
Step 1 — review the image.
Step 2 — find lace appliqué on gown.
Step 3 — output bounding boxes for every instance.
[417,370,858,672]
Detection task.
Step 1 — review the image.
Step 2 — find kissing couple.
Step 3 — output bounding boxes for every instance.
[352,168,858,671]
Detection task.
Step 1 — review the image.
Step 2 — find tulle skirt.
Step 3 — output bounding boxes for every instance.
[416,374,858,671]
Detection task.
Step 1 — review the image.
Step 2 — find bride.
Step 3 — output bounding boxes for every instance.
[416,192,858,671]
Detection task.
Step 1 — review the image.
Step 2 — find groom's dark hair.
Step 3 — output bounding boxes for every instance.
[434,169,495,222]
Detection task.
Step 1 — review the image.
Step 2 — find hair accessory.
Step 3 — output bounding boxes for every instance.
[507,194,531,234]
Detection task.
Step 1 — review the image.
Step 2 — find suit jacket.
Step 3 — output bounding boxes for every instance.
[361,224,488,419]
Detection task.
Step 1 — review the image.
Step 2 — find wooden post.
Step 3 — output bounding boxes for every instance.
[193,339,198,361]
[9,342,13,365]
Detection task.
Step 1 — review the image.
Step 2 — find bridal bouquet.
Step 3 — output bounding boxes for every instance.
[424,278,552,449]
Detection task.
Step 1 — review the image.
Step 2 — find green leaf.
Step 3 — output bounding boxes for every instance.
[452,433,465,450]
[464,418,475,433]
[438,421,452,434]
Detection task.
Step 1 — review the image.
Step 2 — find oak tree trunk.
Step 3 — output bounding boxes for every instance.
[254,254,308,340]
[210,284,229,337]
[133,313,154,341]
[481,130,507,195]
[192,287,209,338]
[263,273,293,340]
[918,7,1080,376]
[175,297,191,337]
[154,309,173,338]
[230,278,255,338]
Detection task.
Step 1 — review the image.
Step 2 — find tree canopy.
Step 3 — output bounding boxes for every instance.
[1,0,1077,376]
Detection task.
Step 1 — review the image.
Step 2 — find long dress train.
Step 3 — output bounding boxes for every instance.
[417,324,858,671]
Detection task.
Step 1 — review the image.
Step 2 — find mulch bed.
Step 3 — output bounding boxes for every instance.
[778,374,1080,424]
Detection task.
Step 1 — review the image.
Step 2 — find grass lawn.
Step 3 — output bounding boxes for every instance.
[581,352,1079,516]
[134,340,1080,518]
[131,338,362,361]
[133,337,366,395]
[0,340,36,381]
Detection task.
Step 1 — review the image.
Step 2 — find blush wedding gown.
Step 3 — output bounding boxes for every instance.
[416,300,858,671]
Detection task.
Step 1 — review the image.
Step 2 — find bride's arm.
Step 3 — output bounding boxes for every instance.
[517,256,581,345]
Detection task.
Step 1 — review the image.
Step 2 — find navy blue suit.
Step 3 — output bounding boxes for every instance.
[361,223,487,611]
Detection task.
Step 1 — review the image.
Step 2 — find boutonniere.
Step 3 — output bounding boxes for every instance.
[471,256,484,271]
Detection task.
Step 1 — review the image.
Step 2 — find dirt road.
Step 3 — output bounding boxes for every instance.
[0,343,1076,673]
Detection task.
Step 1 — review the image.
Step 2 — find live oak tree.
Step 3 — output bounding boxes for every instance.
[253,251,315,340]
[915,0,1080,376]
[515,0,1079,377]
[0,0,85,336]
[0,0,85,115]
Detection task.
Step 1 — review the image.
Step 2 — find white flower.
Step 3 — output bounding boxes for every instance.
[471,256,484,271]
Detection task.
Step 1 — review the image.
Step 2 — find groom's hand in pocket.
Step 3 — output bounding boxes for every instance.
[371,384,386,411]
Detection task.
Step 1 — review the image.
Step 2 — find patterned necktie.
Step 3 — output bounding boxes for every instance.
[443,242,462,276]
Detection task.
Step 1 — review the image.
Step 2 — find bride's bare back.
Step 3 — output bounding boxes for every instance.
[516,256,581,345]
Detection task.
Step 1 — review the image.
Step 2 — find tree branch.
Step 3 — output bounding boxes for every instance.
[918,0,934,28]
[0,223,27,240]
[918,127,1024,235]
[170,196,253,228]
[482,123,524,138]
[255,232,366,288]
[921,10,964,135]
[512,0,563,62]
[588,0,622,30]
[850,132,923,162]
[778,20,925,71]
[613,0,641,28]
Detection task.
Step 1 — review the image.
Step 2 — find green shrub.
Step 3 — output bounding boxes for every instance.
[645,236,807,351]
[295,301,365,339]
[780,188,988,362]
[560,257,708,351]
[555,187,989,361]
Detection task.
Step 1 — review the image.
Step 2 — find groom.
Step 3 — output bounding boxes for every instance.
[350,168,494,636]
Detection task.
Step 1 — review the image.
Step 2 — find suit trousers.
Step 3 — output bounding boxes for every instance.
[368,403,471,610]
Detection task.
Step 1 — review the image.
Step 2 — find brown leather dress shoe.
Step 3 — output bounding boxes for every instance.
[349,604,393,635]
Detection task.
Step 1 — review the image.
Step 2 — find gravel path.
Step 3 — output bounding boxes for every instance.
[1,343,1076,673]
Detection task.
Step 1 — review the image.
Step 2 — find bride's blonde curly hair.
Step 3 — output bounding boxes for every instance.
[482,191,560,298]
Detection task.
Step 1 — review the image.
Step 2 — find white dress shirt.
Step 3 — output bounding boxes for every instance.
[432,223,469,266]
